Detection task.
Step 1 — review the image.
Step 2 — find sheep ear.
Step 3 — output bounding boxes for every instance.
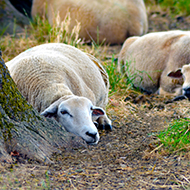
[40,105,58,118]
[92,107,105,116]
[40,100,62,118]
[167,69,182,78]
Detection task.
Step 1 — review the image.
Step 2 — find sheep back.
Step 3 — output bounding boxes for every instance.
[31,0,148,44]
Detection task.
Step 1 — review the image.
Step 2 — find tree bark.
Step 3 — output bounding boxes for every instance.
[0,50,86,163]
[0,0,30,35]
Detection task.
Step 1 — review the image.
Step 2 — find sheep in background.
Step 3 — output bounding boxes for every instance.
[166,63,190,101]
[6,43,112,145]
[118,30,190,97]
[31,0,148,44]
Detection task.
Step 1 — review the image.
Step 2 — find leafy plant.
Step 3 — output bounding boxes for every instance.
[158,118,190,152]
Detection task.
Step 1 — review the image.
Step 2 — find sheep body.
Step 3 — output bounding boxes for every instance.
[118,30,190,96]
[6,43,111,144]
[31,0,148,44]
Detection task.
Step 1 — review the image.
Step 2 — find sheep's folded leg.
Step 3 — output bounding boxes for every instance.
[96,115,112,130]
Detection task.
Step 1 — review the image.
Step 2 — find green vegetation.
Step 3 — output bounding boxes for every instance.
[104,55,126,94]
[145,0,190,16]
[105,57,146,95]
[158,118,190,153]
[159,0,190,16]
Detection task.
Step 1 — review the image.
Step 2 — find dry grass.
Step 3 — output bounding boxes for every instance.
[1,12,82,62]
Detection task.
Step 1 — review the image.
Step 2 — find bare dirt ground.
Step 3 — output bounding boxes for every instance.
[0,8,190,190]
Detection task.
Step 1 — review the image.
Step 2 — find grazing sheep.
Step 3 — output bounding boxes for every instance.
[6,43,112,145]
[31,0,148,44]
[118,30,190,97]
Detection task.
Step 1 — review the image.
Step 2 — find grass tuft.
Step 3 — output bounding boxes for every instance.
[104,56,141,95]
[105,55,126,94]
[30,12,82,46]
[158,118,190,153]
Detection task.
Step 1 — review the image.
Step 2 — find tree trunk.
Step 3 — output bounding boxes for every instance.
[0,0,30,35]
[0,50,86,163]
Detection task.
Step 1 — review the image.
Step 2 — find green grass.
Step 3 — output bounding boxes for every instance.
[105,56,142,95]
[106,57,157,95]
[158,118,190,153]
[145,0,190,16]
[159,0,190,16]
[105,55,125,94]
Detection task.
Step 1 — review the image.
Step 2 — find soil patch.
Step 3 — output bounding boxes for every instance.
[1,94,189,189]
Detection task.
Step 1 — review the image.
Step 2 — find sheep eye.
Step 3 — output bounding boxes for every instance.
[90,106,94,111]
[60,110,68,115]
[60,110,73,117]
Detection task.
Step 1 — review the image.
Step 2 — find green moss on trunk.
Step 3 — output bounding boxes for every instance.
[0,54,42,140]
[0,56,36,119]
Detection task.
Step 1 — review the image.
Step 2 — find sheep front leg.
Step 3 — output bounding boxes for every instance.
[96,115,112,130]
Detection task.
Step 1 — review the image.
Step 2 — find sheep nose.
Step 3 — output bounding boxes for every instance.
[183,87,190,99]
[86,131,97,139]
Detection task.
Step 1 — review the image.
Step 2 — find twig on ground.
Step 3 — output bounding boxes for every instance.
[149,144,163,154]
[69,179,78,190]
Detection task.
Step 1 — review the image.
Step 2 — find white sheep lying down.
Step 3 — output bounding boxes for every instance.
[6,43,112,145]
[31,0,148,44]
[118,30,190,98]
